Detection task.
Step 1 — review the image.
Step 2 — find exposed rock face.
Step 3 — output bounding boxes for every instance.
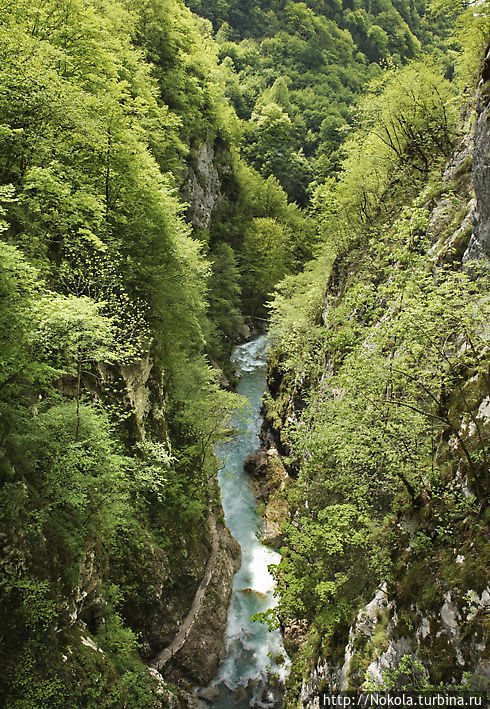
[148,667,205,708]
[95,355,168,443]
[119,355,153,435]
[165,523,241,685]
[182,141,228,230]
[69,546,106,627]
[244,449,268,477]
[245,447,289,548]
[300,585,490,706]
[426,105,474,265]
[126,534,200,658]
[197,686,220,702]
[464,46,490,263]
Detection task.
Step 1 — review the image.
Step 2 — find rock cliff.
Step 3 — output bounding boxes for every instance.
[262,62,490,705]
[465,45,490,263]
[181,140,231,231]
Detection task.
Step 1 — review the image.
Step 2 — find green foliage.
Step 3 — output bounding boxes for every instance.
[0,243,48,402]
[429,0,490,86]
[242,217,290,306]
[276,505,372,627]
[32,294,114,370]
[338,60,456,229]
[206,242,246,363]
[270,239,490,629]
[191,0,451,202]
[264,40,489,690]
[208,161,317,316]
[363,654,436,690]
[0,0,250,703]
[0,0,478,701]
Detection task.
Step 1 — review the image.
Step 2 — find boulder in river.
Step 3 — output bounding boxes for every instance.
[243,449,268,477]
[238,587,267,599]
[197,687,220,702]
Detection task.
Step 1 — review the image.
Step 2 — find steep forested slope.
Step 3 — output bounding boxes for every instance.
[0,0,235,705]
[1,0,488,705]
[0,0,307,704]
[259,13,490,702]
[185,0,452,204]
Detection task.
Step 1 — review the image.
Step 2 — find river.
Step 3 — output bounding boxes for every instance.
[210,336,290,708]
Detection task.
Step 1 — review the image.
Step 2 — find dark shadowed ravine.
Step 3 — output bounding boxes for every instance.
[208,336,290,708]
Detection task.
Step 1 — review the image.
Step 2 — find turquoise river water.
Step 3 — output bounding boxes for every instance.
[210,336,290,708]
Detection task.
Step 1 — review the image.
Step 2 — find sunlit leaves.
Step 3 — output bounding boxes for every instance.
[31,294,114,374]
[339,61,456,227]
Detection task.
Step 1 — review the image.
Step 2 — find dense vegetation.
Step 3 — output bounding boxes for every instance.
[0,0,320,701]
[262,7,490,697]
[187,0,452,205]
[1,0,489,704]
[0,0,255,704]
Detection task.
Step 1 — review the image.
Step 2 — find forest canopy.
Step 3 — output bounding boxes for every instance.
[1,0,489,703]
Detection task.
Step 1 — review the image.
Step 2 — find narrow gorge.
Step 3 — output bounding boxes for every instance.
[209,337,289,707]
[0,0,489,707]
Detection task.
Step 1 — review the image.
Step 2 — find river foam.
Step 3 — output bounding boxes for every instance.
[209,336,290,708]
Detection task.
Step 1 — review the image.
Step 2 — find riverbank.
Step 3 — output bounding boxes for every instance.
[207,336,290,708]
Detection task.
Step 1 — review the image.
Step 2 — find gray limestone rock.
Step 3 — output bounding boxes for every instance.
[464,79,490,263]
[197,687,220,702]
[182,141,224,230]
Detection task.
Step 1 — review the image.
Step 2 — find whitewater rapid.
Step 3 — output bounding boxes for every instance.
[210,336,290,708]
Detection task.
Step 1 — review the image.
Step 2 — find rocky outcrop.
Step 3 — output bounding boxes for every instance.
[245,446,289,548]
[426,102,475,265]
[69,546,106,628]
[164,522,241,686]
[153,511,222,670]
[134,520,240,708]
[464,46,490,263]
[147,668,204,708]
[181,141,230,230]
[72,341,242,705]
[119,355,154,435]
[300,585,490,706]
[244,448,268,477]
